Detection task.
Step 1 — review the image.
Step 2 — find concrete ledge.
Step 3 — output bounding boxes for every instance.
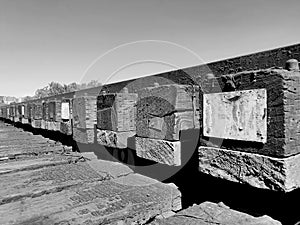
[21,118,29,124]
[31,119,41,128]
[198,147,300,192]
[47,121,61,131]
[40,120,46,129]
[136,136,181,166]
[60,121,72,135]
[73,128,95,144]
[96,129,135,148]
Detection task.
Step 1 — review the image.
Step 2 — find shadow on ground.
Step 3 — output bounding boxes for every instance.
[6,119,300,225]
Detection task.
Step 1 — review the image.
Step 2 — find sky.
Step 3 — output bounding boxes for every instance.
[0,0,300,97]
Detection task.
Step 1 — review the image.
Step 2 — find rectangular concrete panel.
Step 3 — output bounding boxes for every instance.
[21,105,25,116]
[203,89,267,143]
[61,102,70,120]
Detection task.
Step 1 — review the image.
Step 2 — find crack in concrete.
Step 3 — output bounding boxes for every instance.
[0,160,69,175]
[0,175,112,206]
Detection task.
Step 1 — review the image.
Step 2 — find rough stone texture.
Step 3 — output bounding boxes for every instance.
[42,101,48,121]
[97,129,135,149]
[198,146,300,192]
[0,123,65,158]
[33,102,43,120]
[47,100,62,122]
[21,118,29,124]
[151,201,281,225]
[0,121,181,225]
[73,96,97,129]
[55,100,62,121]
[27,103,32,119]
[203,89,267,143]
[17,104,22,119]
[97,93,137,132]
[0,106,8,118]
[31,119,42,129]
[200,69,300,157]
[73,127,95,144]
[136,84,199,141]
[60,121,72,135]
[136,136,181,166]
[47,121,61,131]
[40,119,46,129]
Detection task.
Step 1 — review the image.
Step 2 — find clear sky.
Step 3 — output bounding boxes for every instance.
[1,0,299,97]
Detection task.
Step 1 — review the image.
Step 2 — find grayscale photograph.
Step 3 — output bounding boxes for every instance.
[0,0,299,224]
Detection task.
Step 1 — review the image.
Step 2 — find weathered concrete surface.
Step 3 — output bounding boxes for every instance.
[136,136,181,166]
[97,129,135,148]
[0,125,65,158]
[97,92,137,132]
[200,69,300,157]
[136,84,199,141]
[0,122,181,225]
[203,89,267,143]
[198,147,300,192]
[150,202,282,225]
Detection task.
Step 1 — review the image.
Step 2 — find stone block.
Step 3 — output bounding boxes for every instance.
[96,129,135,148]
[201,69,300,157]
[73,127,95,144]
[198,146,300,192]
[73,96,97,129]
[135,136,181,166]
[97,93,137,132]
[136,84,199,141]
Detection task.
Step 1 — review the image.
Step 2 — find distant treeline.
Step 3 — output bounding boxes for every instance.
[23,80,102,101]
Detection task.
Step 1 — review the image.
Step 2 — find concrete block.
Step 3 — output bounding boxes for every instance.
[198,146,300,192]
[96,129,135,148]
[135,136,181,166]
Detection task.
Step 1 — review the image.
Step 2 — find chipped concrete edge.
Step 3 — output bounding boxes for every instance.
[198,147,300,192]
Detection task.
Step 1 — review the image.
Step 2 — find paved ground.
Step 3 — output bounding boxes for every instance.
[150,202,281,225]
[0,122,181,225]
[0,121,283,225]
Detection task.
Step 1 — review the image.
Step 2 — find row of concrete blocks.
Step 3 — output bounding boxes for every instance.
[1,65,300,193]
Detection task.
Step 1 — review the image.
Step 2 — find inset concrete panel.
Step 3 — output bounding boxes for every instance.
[203,89,267,143]
[61,102,70,120]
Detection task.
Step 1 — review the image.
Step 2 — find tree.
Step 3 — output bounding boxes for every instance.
[22,96,35,101]
[66,82,79,92]
[31,80,103,99]
[87,80,102,88]
[35,86,49,99]
[48,82,65,96]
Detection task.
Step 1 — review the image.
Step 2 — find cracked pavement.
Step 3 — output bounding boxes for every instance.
[0,122,181,225]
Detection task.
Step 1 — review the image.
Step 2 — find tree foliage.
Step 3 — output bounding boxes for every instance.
[28,80,102,100]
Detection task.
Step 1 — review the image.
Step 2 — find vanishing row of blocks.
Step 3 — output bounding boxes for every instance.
[0,84,200,167]
[1,59,300,192]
